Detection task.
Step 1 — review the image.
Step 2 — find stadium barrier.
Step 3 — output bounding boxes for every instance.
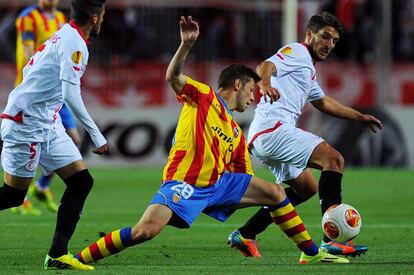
[0,63,413,167]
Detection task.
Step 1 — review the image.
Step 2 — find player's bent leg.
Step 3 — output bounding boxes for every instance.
[308,143,367,254]
[0,183,28,210]
[229,169,318,257]
[0,173,32,210]
[76,204,172,264]
[285,169,318,203]
[131,204,173,243]
[238,176,286,206]
[238,177,348,263]
[47,162,92,259]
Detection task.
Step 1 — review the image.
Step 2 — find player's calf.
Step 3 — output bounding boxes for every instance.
[0,183,27,210]
[49,169,94,258]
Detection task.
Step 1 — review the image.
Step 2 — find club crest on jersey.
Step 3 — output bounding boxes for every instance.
[281,46,292,55]
[26,160,37,172]
[233,127,239,139]
[71,51,83,64]
[172,192,181,203]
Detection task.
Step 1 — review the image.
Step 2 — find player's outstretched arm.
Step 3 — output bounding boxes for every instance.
[62,80,108,154]
[165,16,199,95]
[256,60,280,103]
[311,95,383,133]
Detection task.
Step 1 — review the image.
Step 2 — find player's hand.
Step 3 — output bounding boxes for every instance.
[259,83,280,104]
[358,114,383,133]
[93,143,108,155]
[180,15,199,45]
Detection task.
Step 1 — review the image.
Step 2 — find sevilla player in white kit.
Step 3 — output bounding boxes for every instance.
[0,0,107,270]
[228,12,383,258]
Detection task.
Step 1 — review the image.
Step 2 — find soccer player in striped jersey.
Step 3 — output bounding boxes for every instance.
[75,16,348,266]
[13,0,81,215]
[15,0,66,86]
[228,12,382,258]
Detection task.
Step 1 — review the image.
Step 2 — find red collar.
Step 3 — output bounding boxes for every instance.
[69,20,91,45]
[300,42,317,65]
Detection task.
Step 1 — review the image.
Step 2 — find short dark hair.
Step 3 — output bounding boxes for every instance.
[218,64,261,90]
[71,0,106,26]
[306,11,344,37]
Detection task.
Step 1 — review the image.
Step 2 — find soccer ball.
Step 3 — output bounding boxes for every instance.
[322,203,361,242]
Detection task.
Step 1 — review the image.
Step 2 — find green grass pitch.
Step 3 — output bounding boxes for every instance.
[1,168,413,274]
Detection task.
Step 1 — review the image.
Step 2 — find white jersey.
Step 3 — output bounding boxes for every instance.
[248,42,324,142]
[1,22,88,134]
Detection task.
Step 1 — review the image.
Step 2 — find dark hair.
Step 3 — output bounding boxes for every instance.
[218,64,261,90]
[306,11,344,37]
[71,0,106,25]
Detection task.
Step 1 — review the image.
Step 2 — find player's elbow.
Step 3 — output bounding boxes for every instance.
[62,93,73,107]
[165,72,173,83]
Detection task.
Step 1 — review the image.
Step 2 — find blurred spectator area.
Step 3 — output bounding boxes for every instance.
[1,0,414,108]
[0,0,282,64]
[1,0,414,64]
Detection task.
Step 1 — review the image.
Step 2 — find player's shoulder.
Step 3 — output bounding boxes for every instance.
[17,5,37,19]
[57,24,88,49]
[186,76,211,93]
[277,42,311,61]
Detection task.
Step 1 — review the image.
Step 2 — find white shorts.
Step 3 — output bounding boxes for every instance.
[249,123,323,183]
[1,123,82,178]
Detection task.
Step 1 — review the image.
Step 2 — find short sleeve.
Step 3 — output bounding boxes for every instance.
[176,76,212,105]
[267,44,311,77]
[58,39,87,85]
[308,80,325,102]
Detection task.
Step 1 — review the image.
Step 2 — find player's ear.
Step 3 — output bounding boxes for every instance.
[91,14,98,24]
[305,28,313,41]
[234,79,242,91]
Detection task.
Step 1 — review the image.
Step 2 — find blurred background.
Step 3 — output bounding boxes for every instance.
[0,0,413,168]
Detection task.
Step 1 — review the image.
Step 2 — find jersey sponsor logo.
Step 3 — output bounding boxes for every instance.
[280,46,292,55]
[71,51,83,64]
[211,126,233,143]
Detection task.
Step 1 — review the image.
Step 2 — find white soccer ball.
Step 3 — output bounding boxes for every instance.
[322,203,362,242]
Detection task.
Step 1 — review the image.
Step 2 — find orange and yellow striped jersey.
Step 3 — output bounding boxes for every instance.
[162,77,253,187]
[15,5,66,86]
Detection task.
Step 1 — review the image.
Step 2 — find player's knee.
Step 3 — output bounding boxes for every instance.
[0,184,27,209]
[324,150,345,172]
[267,184,286,205]
[64,169,94,196]
[79,170,94,193]
[131,223,161,242]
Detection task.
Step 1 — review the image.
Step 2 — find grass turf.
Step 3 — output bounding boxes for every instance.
[0,168,413,274]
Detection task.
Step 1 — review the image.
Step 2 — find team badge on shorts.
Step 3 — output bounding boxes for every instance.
[26,160,38,172]
[172,192,181,203]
